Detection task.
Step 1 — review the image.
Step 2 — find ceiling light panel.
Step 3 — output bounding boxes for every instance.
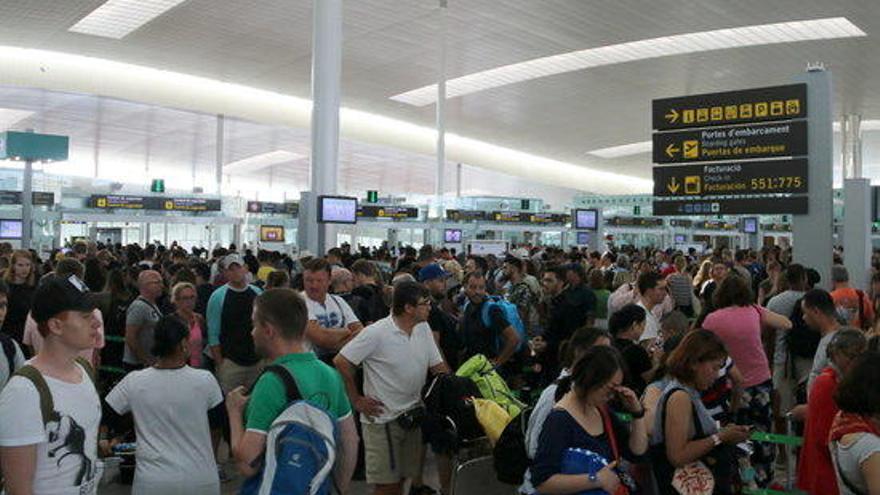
[391,17,865,106]
[223,150,305,175]
[587,141,652,159]
[0,108,34,130]
[69,0,189,39]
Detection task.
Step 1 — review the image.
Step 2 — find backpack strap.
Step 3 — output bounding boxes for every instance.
[13,365,57,426]
[74,357,96,385]
[256,364,302,404]
[1,335,16,376]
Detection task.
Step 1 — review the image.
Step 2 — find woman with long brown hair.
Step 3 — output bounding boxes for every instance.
[1,250,37,344]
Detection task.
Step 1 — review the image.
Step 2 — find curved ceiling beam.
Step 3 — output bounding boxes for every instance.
[0,46,652,194]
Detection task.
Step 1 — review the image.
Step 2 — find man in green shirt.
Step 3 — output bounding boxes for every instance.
[226,288,358,492]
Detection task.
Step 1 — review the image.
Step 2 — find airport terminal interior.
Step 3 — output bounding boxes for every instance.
[3,1,880,495]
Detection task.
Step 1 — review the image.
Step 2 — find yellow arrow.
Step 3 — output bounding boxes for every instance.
[665,143,680,158]
[667,177,680,194]
[665,109,679,123]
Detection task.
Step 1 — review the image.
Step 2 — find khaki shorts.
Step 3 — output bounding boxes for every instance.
[362,420,423,485]
[217,359,264,394]
[772,356,813,415]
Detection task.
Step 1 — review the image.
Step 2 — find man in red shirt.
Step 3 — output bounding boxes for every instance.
[830,265,874,330]
[797,329,867,495]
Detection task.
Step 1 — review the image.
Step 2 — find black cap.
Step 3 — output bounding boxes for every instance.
[31,275,96,323]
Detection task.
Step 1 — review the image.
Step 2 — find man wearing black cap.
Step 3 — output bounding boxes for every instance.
[419,263,461,370]
[0,275,102,495]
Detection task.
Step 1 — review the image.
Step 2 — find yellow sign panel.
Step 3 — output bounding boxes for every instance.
[785,99,800,115]
[683,140,699,159]
[164,201,174,210]
[770,101,784,116]
[683,109,695,124]
[684,176,701,195]
[710,107,723,121]
[739,104,753,119]
[755,102,768,117]
[696,108,709,122]
[97,198,107,208]
[724,105,738,120]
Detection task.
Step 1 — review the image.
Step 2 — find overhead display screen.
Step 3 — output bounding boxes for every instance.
[573,209,598,230]
[576,231,590,245]
[318,195,358,224]
[0,220,22,239]
[742,217,759,234]
[444,229,462,243]
[259,225,285,242]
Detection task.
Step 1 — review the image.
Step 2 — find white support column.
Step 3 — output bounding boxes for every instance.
[792,67,834,289]
[306,0,343,256]
[842,114,870,290]
[433,0,449,247]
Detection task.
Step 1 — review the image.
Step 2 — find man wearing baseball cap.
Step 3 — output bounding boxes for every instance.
[0,275,102,495]
[207,253,263,393]
[419,263,461,371]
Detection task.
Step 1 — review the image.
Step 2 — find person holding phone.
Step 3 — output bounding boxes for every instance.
[650,330,751,495]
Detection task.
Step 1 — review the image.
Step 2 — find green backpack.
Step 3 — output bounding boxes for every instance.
[456,354,524,418]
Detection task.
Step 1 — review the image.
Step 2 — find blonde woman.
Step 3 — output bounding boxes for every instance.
[171,282,206,368]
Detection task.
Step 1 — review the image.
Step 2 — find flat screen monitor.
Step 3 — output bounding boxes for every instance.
[260,225,285,243]
[573,209,598,231]
[318,195,358,224]
[742,217,758,234]
[576,231,590,245]
[674,234,686,243]
[444,229,462,243]
[0,220,22,239]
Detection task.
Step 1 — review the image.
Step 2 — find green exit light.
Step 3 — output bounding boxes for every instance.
[151,179,165,193]
[367,190,378,203]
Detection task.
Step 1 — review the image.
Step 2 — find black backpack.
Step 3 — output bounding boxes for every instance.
[785,297,821,360]
[493,408,531,485]
[421,374,483,454]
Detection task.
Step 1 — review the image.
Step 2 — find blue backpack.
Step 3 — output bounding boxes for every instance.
[240,365,338,495]
[480,296,528,353]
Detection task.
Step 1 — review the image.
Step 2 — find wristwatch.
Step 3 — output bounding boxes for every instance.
[711,433,722,446]
[629,407,645,419]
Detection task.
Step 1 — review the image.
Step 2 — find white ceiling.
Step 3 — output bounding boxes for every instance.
[0,1,878,187]
[0,86,581,207]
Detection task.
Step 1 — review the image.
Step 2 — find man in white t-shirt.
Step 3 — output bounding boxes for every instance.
[0,275,102,495]
[302,258,363,361]
[636,271,666,348]
[335,280,449,495]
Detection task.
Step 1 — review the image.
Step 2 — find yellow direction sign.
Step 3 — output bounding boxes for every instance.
[665,143,680,158]
[667,177,680,194]
[665,109,679,123]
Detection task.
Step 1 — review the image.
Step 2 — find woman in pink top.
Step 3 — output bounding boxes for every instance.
[703,271,791,488]
[171,282,205,368]
[701,274,791,488]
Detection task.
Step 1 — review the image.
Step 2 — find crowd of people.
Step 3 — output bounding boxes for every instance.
[1,239,880,494]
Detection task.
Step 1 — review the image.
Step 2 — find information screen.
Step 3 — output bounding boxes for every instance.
[260,225,285,242]
[444,229,462,243]
[576,231,590,245]
[742,217,758,234]
[0,220,22,239]
[674,234,686,243]
[318,196,358,224]
[573,209,598,230]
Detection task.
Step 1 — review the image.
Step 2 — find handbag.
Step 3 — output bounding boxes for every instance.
[672,462,715,495]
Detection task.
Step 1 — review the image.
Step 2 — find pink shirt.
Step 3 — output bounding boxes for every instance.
[702,305,770,388]
[23,310,106,365]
